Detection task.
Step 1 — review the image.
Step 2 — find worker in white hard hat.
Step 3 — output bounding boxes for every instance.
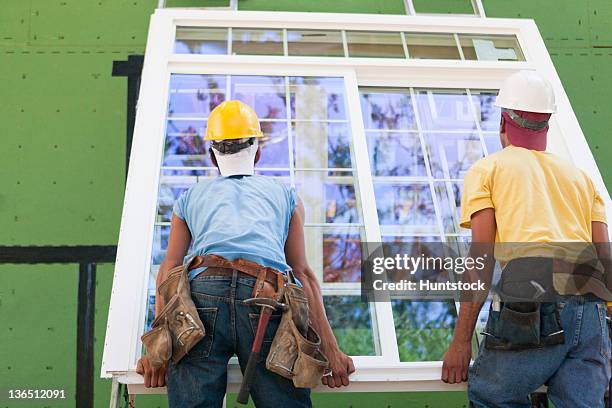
[441,70,611,407]
[136,100,355,407]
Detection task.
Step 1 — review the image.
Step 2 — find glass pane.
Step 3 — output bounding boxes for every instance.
[346,31,405,58]
[156,178,194,223]
[373,183,437,229]
[459,34,525,61]
[366,131,427,177]
[175,27,228,55]
[324,296,378,356]
[424,132,484,179]
[287,30,344,57]
[392,300,456,362]
[293,122,352,170]
[471,90,501,132]
[415,89,476,131]
[163,120,211,168]
[231,28,284,56]
[257,122,290,168]
[295,171,361,225]
[151,225,170,265]
[434,181,466,235]
[289,77,346,121]
[405,33,460,60]
[305,226,365,283]
[359,89,416,130]
[231,75,287,120]
[168,74,226,118]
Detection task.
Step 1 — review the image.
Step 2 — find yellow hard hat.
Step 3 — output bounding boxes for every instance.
[204,100,264,141]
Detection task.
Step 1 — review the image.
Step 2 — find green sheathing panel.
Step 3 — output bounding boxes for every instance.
[239,0,406,14]
[484,0,612,186]
[0,0,610,407]
[413,0,474,14]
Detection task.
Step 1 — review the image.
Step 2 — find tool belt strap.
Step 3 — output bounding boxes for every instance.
[189,254,286,296]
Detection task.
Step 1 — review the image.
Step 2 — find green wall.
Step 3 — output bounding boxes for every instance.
[0,0,609,407]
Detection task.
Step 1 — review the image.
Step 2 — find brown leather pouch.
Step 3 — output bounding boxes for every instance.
[266,279,329,388]
[140,260,205,368]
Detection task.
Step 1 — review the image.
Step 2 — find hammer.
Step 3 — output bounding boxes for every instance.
[237,297,287,405]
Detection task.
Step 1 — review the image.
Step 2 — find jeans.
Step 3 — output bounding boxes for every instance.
[469,296,611,408]
[166,271,312,408]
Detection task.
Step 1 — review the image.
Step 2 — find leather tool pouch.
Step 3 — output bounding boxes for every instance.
[483,301,564,350]
[483,258,564,350]
[141,260,205,368]
[266,272,329,388]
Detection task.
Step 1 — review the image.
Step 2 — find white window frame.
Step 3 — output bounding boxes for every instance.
[102,9,612,395]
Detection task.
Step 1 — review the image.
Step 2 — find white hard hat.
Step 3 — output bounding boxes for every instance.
[495,71,557,114]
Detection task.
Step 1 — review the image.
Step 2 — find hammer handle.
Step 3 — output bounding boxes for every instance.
[237,310,271,405]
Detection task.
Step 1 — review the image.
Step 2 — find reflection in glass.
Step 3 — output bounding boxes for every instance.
[459,34,525,61]
[293,123,352,170]
[231,28,284,56]
[415,90,476,131]
[471,91,501,132]
[434,181,464,234]
[151,225,170,265]
[157,182,192,223]
[294,172,360,225]
[392,300,456,361]
[175,27,228,55]
[231,75,287,120]
[289,77,346,121]
[424,132,483,179]
[374,183,436,227]
[324,296,377,356]
[325,184,359,224]
[163,120,210,168]
[287,30,344,57]
[346,31,405,58]
[405,33,461,60]
[323,233,362,283]
[168,74,226,118]
[359,89,415,130]
[366,132,427,177]
[256,122,290,168]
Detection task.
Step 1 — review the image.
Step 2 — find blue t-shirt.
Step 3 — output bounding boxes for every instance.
[173,175,297,281]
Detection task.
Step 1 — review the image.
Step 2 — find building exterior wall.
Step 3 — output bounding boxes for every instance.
[0,1,609,406]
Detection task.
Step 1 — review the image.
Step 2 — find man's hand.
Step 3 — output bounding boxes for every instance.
[321,346,355,388]
[441,339,471,384]
[136,357,168,388]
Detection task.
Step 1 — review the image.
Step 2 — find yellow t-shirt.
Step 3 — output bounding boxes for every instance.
[460,145,607,242]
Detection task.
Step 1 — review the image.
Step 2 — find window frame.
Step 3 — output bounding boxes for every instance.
[102,9,612,393]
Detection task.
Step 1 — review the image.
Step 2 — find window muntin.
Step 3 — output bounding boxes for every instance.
[174,26,525,63]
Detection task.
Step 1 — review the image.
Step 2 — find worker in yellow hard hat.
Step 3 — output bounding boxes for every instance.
[204,100,264,176]
[137,100,355,407]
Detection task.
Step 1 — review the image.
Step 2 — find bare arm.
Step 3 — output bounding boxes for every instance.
[592,221,611,313]
[284,198,355,388]
[138,213,191,388]
[155,214,192,316]
[442,208,496,384]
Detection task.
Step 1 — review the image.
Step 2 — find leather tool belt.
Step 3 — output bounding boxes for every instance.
[142,254,329,386]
